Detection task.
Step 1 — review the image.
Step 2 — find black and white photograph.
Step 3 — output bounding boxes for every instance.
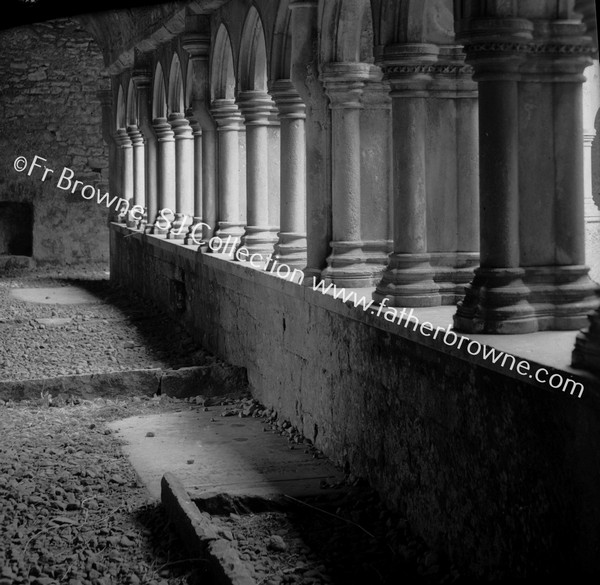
[1,0,600,583]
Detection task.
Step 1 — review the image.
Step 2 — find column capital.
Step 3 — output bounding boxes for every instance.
[114,127,132,147]
[458,18,594,81]
[168,112,194,140]
[131,69,152,91]
[211,99,244,131]
[126,125,144,146]
[321,62,380,108]
[182,33,210,59]
[152,117,175,142]
[379,44,440,93]
[236,91,277,125]
[270,79,306,119]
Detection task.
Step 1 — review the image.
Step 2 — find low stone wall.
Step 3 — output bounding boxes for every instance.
[111,224,600,580]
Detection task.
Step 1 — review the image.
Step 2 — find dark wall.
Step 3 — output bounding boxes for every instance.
[0,18,110,264]
[111,224,600,580]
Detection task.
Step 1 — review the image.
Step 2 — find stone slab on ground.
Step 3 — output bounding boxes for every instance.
[9,286,101,304]
[107,405,345,501]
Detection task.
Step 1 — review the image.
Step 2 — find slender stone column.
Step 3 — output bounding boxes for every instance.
[211,99,245,249]
[126,125,144,228]
[270,79,307,268]
[152,117,176,235]
[182,33,216,243]
[202,123,217,240]
[320,62,378,287]
[167,112,194,239]
[132,71,156,235]
[359,78,392,279]
[183,111,204,245]
[454,13,599,333]
[237,91,279,256]
[373,44,441,306]
[114,128,133,224]
[290,0,329,283]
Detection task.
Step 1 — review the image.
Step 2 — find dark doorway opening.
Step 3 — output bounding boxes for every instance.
[0,202,33,256]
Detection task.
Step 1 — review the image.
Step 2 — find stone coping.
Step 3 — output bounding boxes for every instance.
[112,223,600,401]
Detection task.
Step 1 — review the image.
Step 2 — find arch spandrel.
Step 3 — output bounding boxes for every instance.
[116,83,126,130]
[269,0,292,82]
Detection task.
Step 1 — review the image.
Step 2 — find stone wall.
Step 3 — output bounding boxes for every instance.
[0,18,110,265]
[111,224,600,580]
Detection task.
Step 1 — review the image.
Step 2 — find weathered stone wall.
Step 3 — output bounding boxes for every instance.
[0,18,110,264]
[111,224,600,580]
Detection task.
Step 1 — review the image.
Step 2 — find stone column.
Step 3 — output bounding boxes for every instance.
[182,33,216,243]
[237,91,279,256]
[320,62,378,287]
[290,0,330,282]
[132,71,156,235]
[454,13,599,333]
[211,99,245,248]
[152,117,176,235]
[167,112,194,239]
[126,124,145,228]
[359,78,392,279]
[373,44,441,307]
[270,79,307,268]
[583,60,600,283]
[114,128,133,224]
[184,111,204,245]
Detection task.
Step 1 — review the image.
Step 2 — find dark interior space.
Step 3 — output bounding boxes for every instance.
[0,201,33,256]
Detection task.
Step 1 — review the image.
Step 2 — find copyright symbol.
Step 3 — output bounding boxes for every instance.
[13,156,28,172]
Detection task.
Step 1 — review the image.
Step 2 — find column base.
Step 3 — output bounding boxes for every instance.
[167,213,192,240]
[213,222,245,255]
[272,232,308,269]
[454,266,600,334]
[184,217,205,246]
[572,308,600,374]
[241,226,279,256]
[373,253,441,307]
[431,252,479,305]
[322,241,384,288]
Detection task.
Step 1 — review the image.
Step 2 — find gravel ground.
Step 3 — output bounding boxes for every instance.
[0,394,208,585]
[0,264,209,381]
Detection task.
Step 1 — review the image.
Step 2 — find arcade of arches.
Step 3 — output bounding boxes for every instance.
[81,0,600,578]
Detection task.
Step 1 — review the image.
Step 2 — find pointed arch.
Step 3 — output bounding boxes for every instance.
[126,78,137,127]
[152,62,167,120]
[238,5,268,91]
[270,0,292,82]
[210,24,236,100]
[168,53,185,114]
[116,83,126,130]
[320,0,376,63]
[378,0,454,46]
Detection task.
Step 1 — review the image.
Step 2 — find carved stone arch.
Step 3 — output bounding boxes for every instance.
[210,23,236,100]
[238,5,269,91]
[152,62,167,119]
[378,0,454,46]
[126,78,137,127]
[320,0,376,63]
[168,53,185,114]
[269,0,292,82]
